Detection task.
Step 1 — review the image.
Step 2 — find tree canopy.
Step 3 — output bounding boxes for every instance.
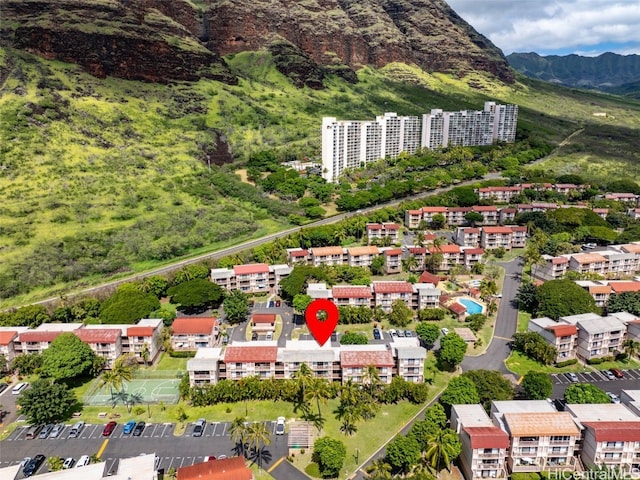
[386,434,421,473]
[461,370,514,411]
[512,332,557,365]
[99,284,160,324]
[521,371,553,400]
[223,289,249,325]
[437,333,468,369]
[167,279,223,314]
[388,299,414,327]
[537,279,599,320]
[440,376,480,412]
[416,322,440,345]
[340,332,368,345]
[41,333,97,381]
[312,436,346,478]
[18,379,77,424]
[564,383,611,404]
[607,292,640,316]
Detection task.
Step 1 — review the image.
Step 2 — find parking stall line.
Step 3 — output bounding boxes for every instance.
[161,424,171,437]
[627,370,640,379]
[210,423,218,436]
[592,371,608,381]
[106,459,118,475]
[88,424,100,438]
[219,423,227,436]
[11,427,28,441]
[178,457,186,468]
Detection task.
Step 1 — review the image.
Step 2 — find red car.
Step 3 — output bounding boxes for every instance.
[610,368,624,378]
[102,421,117,436]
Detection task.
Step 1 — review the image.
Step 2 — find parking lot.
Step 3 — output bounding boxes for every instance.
[550,368,640,400]
[1,420,288,477]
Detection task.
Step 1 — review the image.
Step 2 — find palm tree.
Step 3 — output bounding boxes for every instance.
[624,339,640,360]
[362,365,381,397]
[424,429,461,473]
[305,377,331,431]
[366,458,392,480]
[415,231,426,247]
[335,402,361,436]
[292,363,313,418]
[247,422,271,470]
[98,370,119,405]
[339,379,360,407]
[402,256,419,272]
[229,417,248,457]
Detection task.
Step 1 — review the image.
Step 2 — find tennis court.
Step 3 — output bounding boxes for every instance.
[84,377,181,406]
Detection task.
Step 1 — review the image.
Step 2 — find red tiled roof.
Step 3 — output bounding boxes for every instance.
[340,350,395,368]
[224,346,278,363]
[407,209,422,215]
[461,228,480,234]
[464,427,510,449]
[18,331,63,343]
[610,282,640,293]
[509,226,528,232]
[332,286,372,298]
[419,271,440,285]
[482,226,513,234]
[448,207,472,213]
[177,457,252,480]
[382,223,400,230]
[384,248,403,256]
[464,248,484,255]
[422,206,448,213]
[501,208,517,214]
[74,328,121,344]
[311,246,345,256]
[449,303,467,315]
[572,253,607,264]
[347,246,380,256]
[373,282,413,294]
[472,205,498,212]
[555,184,577,189]
[0,331,18,345]
[430,244,460,254]
[551,257,569,264]
[621,244,640,254]
[252,314,276,324]
[367,223,382,230]
[545,324,578,337]
[234,263,269,275]
[409,247,427,254]
[583,422,640,442]
[588,285,611,294]
[127,326,155,337]
[171,317,218,335]
[289,250,309,257]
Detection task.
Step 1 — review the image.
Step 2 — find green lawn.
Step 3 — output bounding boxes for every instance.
[517,311,531,333]
[153,354,188,371]
[505,351,583,376]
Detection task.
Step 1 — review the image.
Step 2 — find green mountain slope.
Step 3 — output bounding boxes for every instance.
[1,47,640,306]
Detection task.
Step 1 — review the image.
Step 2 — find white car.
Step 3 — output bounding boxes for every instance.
[62,458,75,469]
[607,392,621,404]
[275,416,286,435]
[441,327,450,336]
[75,455,90,468]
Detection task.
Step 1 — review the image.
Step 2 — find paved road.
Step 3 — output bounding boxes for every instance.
[550,368,640,400]
[0,383,21,430]
[5,173,503,311]
[461,257,524,374]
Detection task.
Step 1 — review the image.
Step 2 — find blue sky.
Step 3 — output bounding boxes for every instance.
[446,0,640,56]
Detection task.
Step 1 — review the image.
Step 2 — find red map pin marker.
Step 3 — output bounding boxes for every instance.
[305,299,339,346]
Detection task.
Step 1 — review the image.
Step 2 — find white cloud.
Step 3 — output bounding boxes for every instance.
[446,0,640,55]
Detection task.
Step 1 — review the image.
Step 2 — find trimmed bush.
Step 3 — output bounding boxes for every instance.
[555,359,578,367]
[169,351,196,358]
[587,357,604,365]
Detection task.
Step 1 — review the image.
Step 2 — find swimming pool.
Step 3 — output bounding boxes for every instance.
[458,298,484,315]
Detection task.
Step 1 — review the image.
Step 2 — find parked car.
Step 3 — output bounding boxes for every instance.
[397,330,405,338]
[266,331,273,341]
[441,327,449,336]
[19,457,31,468]
[68,421,85,438]
[123,420,137,435]
[404,330,412,337]
[206,456,216,462]
[389,329,397,337]
[275,416,286,435]
[268,301,274,308]
[50,423,65,438]
[63,457,75,469]
[133,421,146,437]
[251,332,258,341]
[221,334,229,345]
[565,372,579,382]
[603,370,616,380]
[276,300,281,307]
[102,421,117,437]
[0,382,8,394]
[38,424,54,439]
[373,328,381,340]
[610,368,624,378]
[25,425,43,440]
[23,454,45,477]
[193,418,206,437]
[606,392,621,404]
[76,455,91,468]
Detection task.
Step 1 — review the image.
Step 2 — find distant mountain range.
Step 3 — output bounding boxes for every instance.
[507,52,640,97]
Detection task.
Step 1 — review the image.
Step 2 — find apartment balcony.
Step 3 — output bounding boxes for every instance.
[517,441,541,447]
[477,452,504,459]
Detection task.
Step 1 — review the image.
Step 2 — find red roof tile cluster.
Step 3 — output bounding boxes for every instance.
[610,282,640,293]
[545,324,577,337]
[177,457,252,480]
[234,263,269,275]
[422,206,448,213]
[482,226,513,234]
[464,248,484,255]
[464,426,510,449]
[0,331,18,345]
[472,205,498,212]
[252,314,276,324]
[551,257,569,265]
[367,223,382,230]
[18,331,63,343]
[448,303,467,315]
[583,422,640,442]
[409,247,427,254]
[224,346,278,363]
[74,328,121,344]
[418,271,440,285]
[382,223,400,230]
[510,226,528,232]
[373,282,413,294]
[311,246,345,256]
[171,317,218,335]
[384,248,403,256]
[127,326,155,337]
[461,228,480,234]
[430,244,460,254]
[289,249,309,257]
[407,209,422,215]
[332,286,373,298]
[340,350,395,367]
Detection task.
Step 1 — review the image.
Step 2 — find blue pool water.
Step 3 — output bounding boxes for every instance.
[458,298,484,314]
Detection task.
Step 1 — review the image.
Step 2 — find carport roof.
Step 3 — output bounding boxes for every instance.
[177,457,252,480]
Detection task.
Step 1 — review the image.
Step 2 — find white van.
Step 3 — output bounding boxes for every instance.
[12,382,28,395]
[75,455,90,468]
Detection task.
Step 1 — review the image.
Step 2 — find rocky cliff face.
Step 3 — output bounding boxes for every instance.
[0,0,513,84]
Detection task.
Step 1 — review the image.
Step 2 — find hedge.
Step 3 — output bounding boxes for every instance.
[169,350,197,358]
[555,359,578,367]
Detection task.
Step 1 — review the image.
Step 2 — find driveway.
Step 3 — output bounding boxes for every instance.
[550,368,640,400]
[461,257,523,374]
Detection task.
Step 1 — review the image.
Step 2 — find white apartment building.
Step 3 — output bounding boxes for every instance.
[559,313,627,361]
[528,317,578,362]
[323,103,518,182]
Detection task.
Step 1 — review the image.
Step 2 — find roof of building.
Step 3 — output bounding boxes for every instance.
[545,323,578,337]
[234,263,270,275]
[464,426,510,450]
[571,253,607,264]
[74,328,121,344]
[367,223,382,230]
[482,226,513,234]
[409,247,427,254]
[610,282,640,293]
[448,302,467,315]
[473,205,498,212]
[503,412,580,436]
[464,248,484,255]
[289,249,309,257]
[510,226,528,232]
[551,257,569,265]
[452,404,494,428]
[576,316,625,334]
[582,422,640,443]
[430,244,461,254]
[593,208,609,213]
[252,314,276,324]
[36,322,83,332]
[332,286,373,298]
[461,227,480,233]
[224,346,278,363]
[177,457,253,480]
[565,404,638,423]
[418,271,440,285]
[395,346,427,359]
[171,317,218,335]
[127,326,155,337]
[492,400,557,415]
[382,223,400,230]
[501,208,517,213]
[311,246,345,256]
[347,246,380,256]
[18,330,63,343]
[340,350,395,367]
[422,206,448,213]
[407,209,422,215]
[0,330,17,345]
[588,285,612,294]
[560,312,603,325]
[383,248,403,256]
[621,243,640,254]
[373,281,413,294]
[454,328,477,342]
